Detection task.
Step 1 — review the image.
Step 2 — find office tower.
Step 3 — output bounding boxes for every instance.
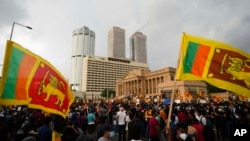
[70,26,95,91]
[130,32,147,63]
[81,55,149,96]
[107,27,125,58]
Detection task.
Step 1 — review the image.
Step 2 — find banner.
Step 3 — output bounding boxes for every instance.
[0,41,74,118]
[176,33,250,97]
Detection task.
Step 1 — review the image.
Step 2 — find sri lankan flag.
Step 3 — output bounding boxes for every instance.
[211,95,222,103]
[52,130,62,141]
[184,91,193,99]
[197,88,206,98]
[0,40,74,118]
[176,33,250,97]
[239,95,248,102]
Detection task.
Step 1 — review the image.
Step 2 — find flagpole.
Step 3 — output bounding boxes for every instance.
[166,32,185,129]
[166,80,177,128]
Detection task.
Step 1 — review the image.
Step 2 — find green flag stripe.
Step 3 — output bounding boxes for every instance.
[183,41,199,73]
[2,47,24,99]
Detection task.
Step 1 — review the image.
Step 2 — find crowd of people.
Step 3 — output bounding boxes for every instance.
[0,98,250,141]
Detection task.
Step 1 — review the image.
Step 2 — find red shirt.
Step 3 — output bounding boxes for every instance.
[192,123,205,141]
[149,117,159,137]
[177,112,186,123]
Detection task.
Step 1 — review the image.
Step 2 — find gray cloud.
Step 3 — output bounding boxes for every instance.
[0,0,29,28]
[1,0,250,77]
[142,0,250,70]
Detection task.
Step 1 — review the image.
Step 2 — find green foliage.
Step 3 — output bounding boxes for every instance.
[100,88,115,98]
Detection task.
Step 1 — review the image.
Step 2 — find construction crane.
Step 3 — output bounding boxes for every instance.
[136,22,149,33]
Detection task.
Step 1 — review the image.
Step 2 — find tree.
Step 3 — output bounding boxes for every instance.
[100,88,115,98]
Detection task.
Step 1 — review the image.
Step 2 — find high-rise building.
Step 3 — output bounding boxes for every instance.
[107,27,125,58]
[130,32,147,63]
[81,55,149,98]
[70,26,95,91]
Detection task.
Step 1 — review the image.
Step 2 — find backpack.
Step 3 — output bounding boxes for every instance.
[200,116,213,127]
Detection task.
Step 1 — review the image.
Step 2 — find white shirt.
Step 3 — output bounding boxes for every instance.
[200,115,207,126]
[116,110,126,125]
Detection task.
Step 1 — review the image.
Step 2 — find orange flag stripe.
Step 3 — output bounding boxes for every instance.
[16,54,37,100]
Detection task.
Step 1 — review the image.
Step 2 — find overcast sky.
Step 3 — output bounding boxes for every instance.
[1,0,250,79]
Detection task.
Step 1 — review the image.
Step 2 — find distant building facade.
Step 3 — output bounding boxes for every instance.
[107,27,126,58]
[115,67,207,102]
[70,26,95,91]
[81,55,149,99]
[130,32,147,63]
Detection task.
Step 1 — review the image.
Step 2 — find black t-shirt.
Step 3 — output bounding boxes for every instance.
[0,124,11,141]
[128,120,141,140]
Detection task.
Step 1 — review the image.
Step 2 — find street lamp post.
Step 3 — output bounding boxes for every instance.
[10,22,32,41]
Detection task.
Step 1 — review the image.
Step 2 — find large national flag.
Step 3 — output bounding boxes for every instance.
[176,33,250,97]
[0,40,74,118]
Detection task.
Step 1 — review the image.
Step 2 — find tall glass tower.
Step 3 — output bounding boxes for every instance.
[130,32,147,63]
[70,26,95,91]
[107,27,126,58]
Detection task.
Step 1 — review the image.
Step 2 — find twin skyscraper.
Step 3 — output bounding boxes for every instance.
[70,26,148,92]
[108,26,147,63]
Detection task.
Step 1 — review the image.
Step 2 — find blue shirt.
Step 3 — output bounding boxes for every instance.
[37,125,52,141]
[87,113,95,124]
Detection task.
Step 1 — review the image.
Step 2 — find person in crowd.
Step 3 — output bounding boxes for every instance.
[187,122,197,141]
[128,108,141,141]
[87,109,96,135]
[0,114,12,141]
[194,109,215,141]
[37,116,52,141]
[95,117,107,140]
[148,109,161,141]
[171,123,193,141]
[16,122,31,141]
[116,107,127,141]
[75,118,95,141]
[144,106,152,139]
[74,121,83,134]
[177,108,186,123]
[22,130,38,141]
[168,114,178,141]
[125,110,130,139]
[98,124,113,141]
[214,106,228,141]
[61,124,79,141]
[191,118,204,141]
